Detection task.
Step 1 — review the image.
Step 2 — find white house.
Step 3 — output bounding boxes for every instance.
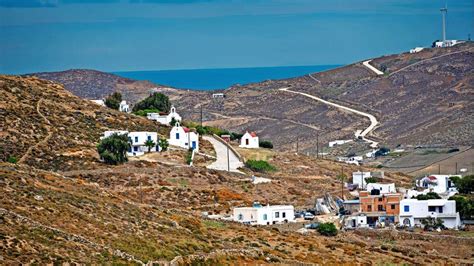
[239,131,259,149]
[435,40,460,48]
[416,175,458,196]
[127,132,159,156]
[329,139,353,148]
[352,172,372,189]
[119,100,130,113]
[212,93,225,98]
[101,131,159,156]
[344,214,368,229]
[233,203,295,225]
[366,183,396,194]
[399,199,461,229]
[146,105,182,125]
[91,99,105,106]
[169,122,199,151]
[410,47,424,53]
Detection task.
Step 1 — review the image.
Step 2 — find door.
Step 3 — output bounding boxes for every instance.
[246,139,249,145]
[192,141,196,150]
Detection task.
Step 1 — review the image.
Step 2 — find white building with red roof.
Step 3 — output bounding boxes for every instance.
[239,131,259,149]
[169,122,199,151]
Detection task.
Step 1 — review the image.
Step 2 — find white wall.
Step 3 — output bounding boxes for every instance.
[169,123,199,151]
[367,183,396,194]
[239,132,259,149]
[399,199,461,229]
[233,205,294,225]
[352,172,372,189]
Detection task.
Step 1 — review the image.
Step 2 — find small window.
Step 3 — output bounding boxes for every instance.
[391,204,396,210]
[176,133,180,140]
[238,214,243,221]
[378,198,383,202]
[133,146,138,152]
[367,205,372,211]
[378,205,383,211]
[404,205,410,212]
[147,136,151,141]
[263,214,268,220]
[282,212,286,218]
[275,212,280,218]
[438,206,443,213]
[134,136,138,143]
[428,206,436,212]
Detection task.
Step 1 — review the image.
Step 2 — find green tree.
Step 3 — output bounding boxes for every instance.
[132,92,171,113]
[105,92,122,110]
[317,223,338,236]
[159,138,169,152]
[97,133,130,165]
[144,139,156,153]
[449,195,474,220]
[365,177,378,184]
[450,175,474,194]
[169,117,178,127]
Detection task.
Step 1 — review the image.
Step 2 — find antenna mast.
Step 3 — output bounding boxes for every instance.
[440,3,448,42]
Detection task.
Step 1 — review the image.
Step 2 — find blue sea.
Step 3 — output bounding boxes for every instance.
[113,65,340,90]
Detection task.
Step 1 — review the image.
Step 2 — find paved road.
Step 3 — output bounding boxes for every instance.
[279,87,379,148]
[203,136,244,173]
[362,60,384,75]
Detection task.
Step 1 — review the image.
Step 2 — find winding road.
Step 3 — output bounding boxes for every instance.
[279,87,379,148]
[363,60,384,75]
[203,136,244,173]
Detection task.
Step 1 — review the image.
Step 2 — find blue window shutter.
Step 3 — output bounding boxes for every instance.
[404,205,409,212]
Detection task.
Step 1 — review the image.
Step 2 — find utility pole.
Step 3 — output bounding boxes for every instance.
[200,105,203,126]
[455,162,458,175]
[296,137,299,154]
[316,133,319,159]
[227,145,230,172]
[438,164,441,174]
[341,165,344,199]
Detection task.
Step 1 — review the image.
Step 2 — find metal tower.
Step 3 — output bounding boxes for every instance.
[440,4,448,42]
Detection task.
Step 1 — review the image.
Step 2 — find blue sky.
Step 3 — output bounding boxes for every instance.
[0,0,472,74]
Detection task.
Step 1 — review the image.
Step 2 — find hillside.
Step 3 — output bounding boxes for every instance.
[30,43,474,155]
[26,69,168,104]
[0,75,167,171]
[3,75,472,264]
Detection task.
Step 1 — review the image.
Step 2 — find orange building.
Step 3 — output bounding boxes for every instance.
[359,190,402,225]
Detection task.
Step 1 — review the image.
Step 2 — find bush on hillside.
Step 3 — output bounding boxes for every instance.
[415,192,441,200]
[105,92,122,110]
[317,222,338,236]
[132,92,171,113]
[449,195,474,220]
[7,156,18,164]
[97,133,130,165]
[420,217,445,231]
[133,108,160,117]
[245,160,276,173]
[230,132,243,141]
[365,177,378,184]
[375,147,390,157]
[259,140,273,149]
[450,175,474,194]
[159,138,169,152]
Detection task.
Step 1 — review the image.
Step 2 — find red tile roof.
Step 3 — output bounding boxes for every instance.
[183,127,190,133]
[250,132,257,138]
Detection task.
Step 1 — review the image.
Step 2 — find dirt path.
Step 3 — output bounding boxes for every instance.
[363,60,384,75]
[18,99,54,164]
[279,87,379,148]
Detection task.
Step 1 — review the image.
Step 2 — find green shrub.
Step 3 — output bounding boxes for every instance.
[317,222,338,236]
[159,138,169,152]
[365,177,378,184]
[133,108,160,116]
[259,140,273,149]
[449,195,474,220]
[97,133,130,165]
[450,175,473,194]
[132,92,171,113]
[105,92,122,110]
[245,160,276,173]
[185,149,193,165]
[420,217,444,230]
[7,156,18,164]
[230,132,243,141]
[416,192,441,200]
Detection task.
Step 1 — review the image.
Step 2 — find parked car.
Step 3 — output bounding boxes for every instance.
[304,223,320,229]
[304,212,315,220]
